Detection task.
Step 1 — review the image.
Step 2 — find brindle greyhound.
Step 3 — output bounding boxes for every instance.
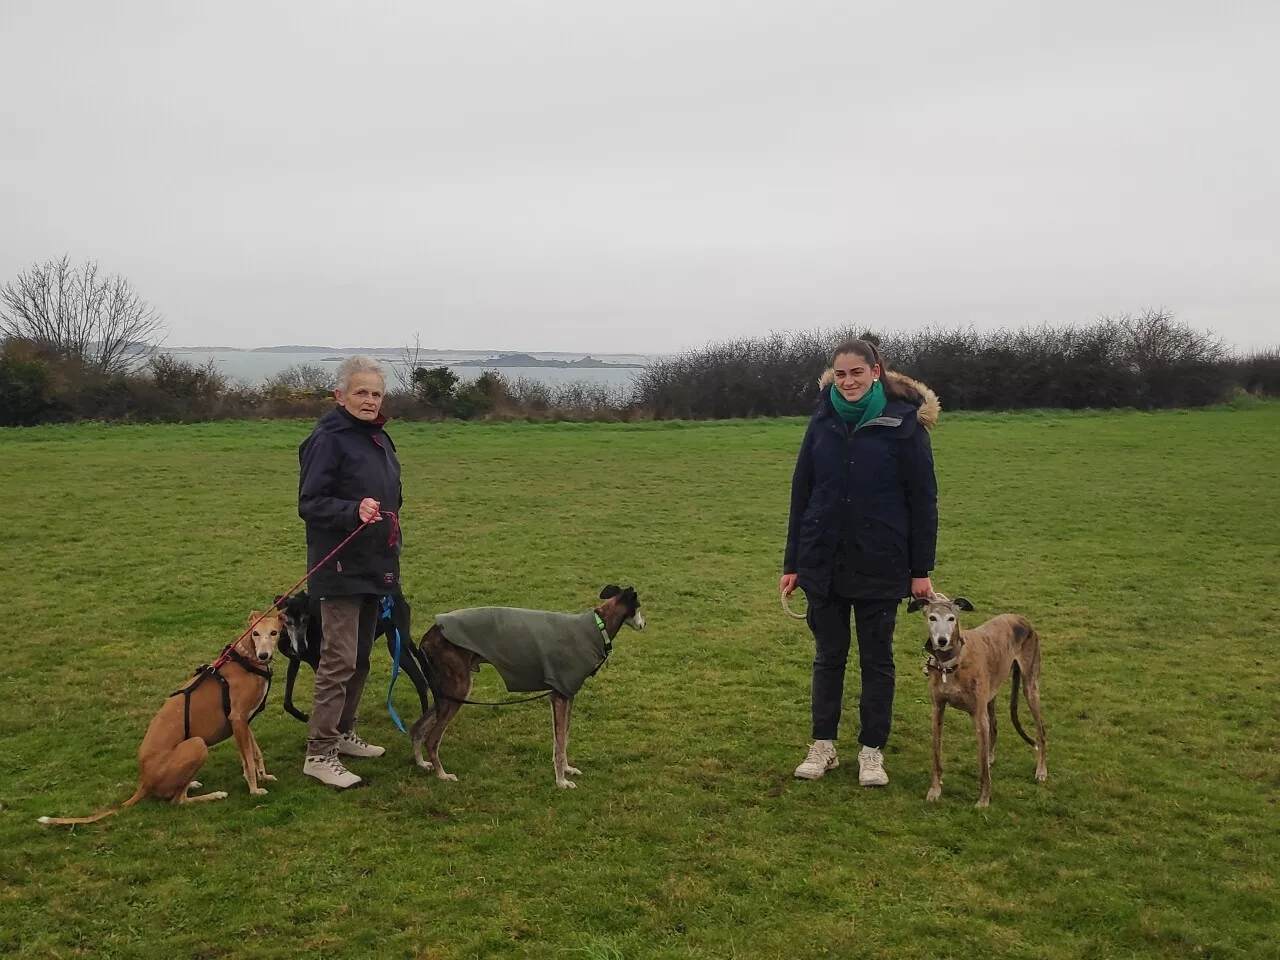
[38,611,284,825]
[411,586,645,789]
[908,595,1047,807]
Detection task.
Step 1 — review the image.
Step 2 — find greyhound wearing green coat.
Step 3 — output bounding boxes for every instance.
[411,585,645,789]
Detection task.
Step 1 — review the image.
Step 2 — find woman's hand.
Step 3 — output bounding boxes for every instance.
[779,573,798,597]
[910,576,934,599]
[358,498,382,523]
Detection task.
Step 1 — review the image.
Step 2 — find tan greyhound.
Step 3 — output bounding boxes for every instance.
[908,595,1047,807]
[39,610,284,826]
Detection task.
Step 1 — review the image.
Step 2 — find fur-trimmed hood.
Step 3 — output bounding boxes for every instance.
[817,369,940,431]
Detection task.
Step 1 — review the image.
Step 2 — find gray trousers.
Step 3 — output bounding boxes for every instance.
[306,595,377,757]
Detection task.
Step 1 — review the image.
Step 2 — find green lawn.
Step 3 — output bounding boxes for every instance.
[2,401,1278,959]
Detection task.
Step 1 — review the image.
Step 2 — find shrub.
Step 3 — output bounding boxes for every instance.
[633,311,1253,418]
[410,365,460,412]
[264,363,335,399]
[0,353,58,426]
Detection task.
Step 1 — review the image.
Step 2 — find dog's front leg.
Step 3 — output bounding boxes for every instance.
[562,696,580,777]
[283,658,309,723]
[248,727,275,783]
[926,699,945,802]
[230,714,266,796]
[551,693,575,789]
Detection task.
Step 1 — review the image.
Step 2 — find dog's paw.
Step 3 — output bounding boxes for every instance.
[564,766,582,776]
[975,797,990,809]
[415,760,435,772]
[259,773,277,782]
[189,781,202,789]
[1035,768,1048,783]
[209,791,229,801]
[436,772,458,782]
[557,779,577,790]
[250,787,269,796]
[925,787,942,803]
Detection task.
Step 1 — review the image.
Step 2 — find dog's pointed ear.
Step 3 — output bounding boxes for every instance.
[622,587,639,606]
[953,597,974,612]
[248,610,262,625]
[907,597,928,613]
[274,594,287,605]
[600,585,622,600]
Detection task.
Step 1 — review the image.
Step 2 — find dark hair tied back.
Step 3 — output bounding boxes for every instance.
[830,336,885,371]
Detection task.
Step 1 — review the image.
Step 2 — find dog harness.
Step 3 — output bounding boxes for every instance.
[168,649,273,742]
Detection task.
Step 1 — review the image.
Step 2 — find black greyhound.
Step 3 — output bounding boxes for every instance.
[274,591,432,723]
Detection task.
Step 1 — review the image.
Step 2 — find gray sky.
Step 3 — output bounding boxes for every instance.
[2,1,1276,352]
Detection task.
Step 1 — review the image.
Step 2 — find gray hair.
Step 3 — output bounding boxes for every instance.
[336,354,386,393]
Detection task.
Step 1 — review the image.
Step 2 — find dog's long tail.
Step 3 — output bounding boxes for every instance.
[38,786,147,826]
[1009,662,1036,747]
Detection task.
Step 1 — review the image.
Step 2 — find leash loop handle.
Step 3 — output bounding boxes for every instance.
[781,591,807,621]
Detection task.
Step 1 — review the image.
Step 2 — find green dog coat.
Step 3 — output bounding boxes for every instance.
[434,607,609,698]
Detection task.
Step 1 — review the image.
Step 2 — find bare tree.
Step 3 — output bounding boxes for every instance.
[0,255,165,375]
[392,333,426,393]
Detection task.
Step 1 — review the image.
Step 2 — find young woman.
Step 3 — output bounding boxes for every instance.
[781,339,939,787]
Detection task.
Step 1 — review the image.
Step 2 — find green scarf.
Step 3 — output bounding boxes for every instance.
[829,379,887,430]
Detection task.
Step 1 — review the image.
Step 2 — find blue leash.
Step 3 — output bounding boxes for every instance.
[381,595,406,734]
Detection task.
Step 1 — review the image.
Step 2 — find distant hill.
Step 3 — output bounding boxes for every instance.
[453,353,646,369]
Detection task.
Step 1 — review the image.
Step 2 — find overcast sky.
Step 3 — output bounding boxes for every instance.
[2,1,1276,352]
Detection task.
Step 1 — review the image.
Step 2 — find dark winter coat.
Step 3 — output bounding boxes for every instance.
[298,405,403,598]
[783,371,940,600]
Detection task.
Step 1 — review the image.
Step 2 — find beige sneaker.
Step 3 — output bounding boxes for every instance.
[338,731,386,758]
[304,754,362,789]
[794,740,839,780]
[858,746,889,787]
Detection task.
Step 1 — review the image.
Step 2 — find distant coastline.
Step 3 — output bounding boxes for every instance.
[162,346,652,387]
[177,345,645,361]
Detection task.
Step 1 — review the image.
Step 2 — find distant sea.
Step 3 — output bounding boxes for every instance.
[161,347,653,392]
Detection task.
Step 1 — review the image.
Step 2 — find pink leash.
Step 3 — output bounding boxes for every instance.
[211,511,399,669]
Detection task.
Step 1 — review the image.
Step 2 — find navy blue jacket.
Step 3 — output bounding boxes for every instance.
[784,374,939,599]
[298,406,403,598]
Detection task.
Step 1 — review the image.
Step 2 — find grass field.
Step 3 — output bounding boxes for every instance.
[2,401,1278,959]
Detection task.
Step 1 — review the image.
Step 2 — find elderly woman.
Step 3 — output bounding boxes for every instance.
[781,338,939,788]
[298,355,403,789]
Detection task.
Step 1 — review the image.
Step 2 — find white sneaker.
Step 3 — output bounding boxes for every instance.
[858,746,889,787]
[304,754,363,789]
[794,740,839,780]
[338,731,386,758]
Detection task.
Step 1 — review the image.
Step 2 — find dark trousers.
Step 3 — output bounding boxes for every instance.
[807,592,899,747]
[306,595,377,757]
